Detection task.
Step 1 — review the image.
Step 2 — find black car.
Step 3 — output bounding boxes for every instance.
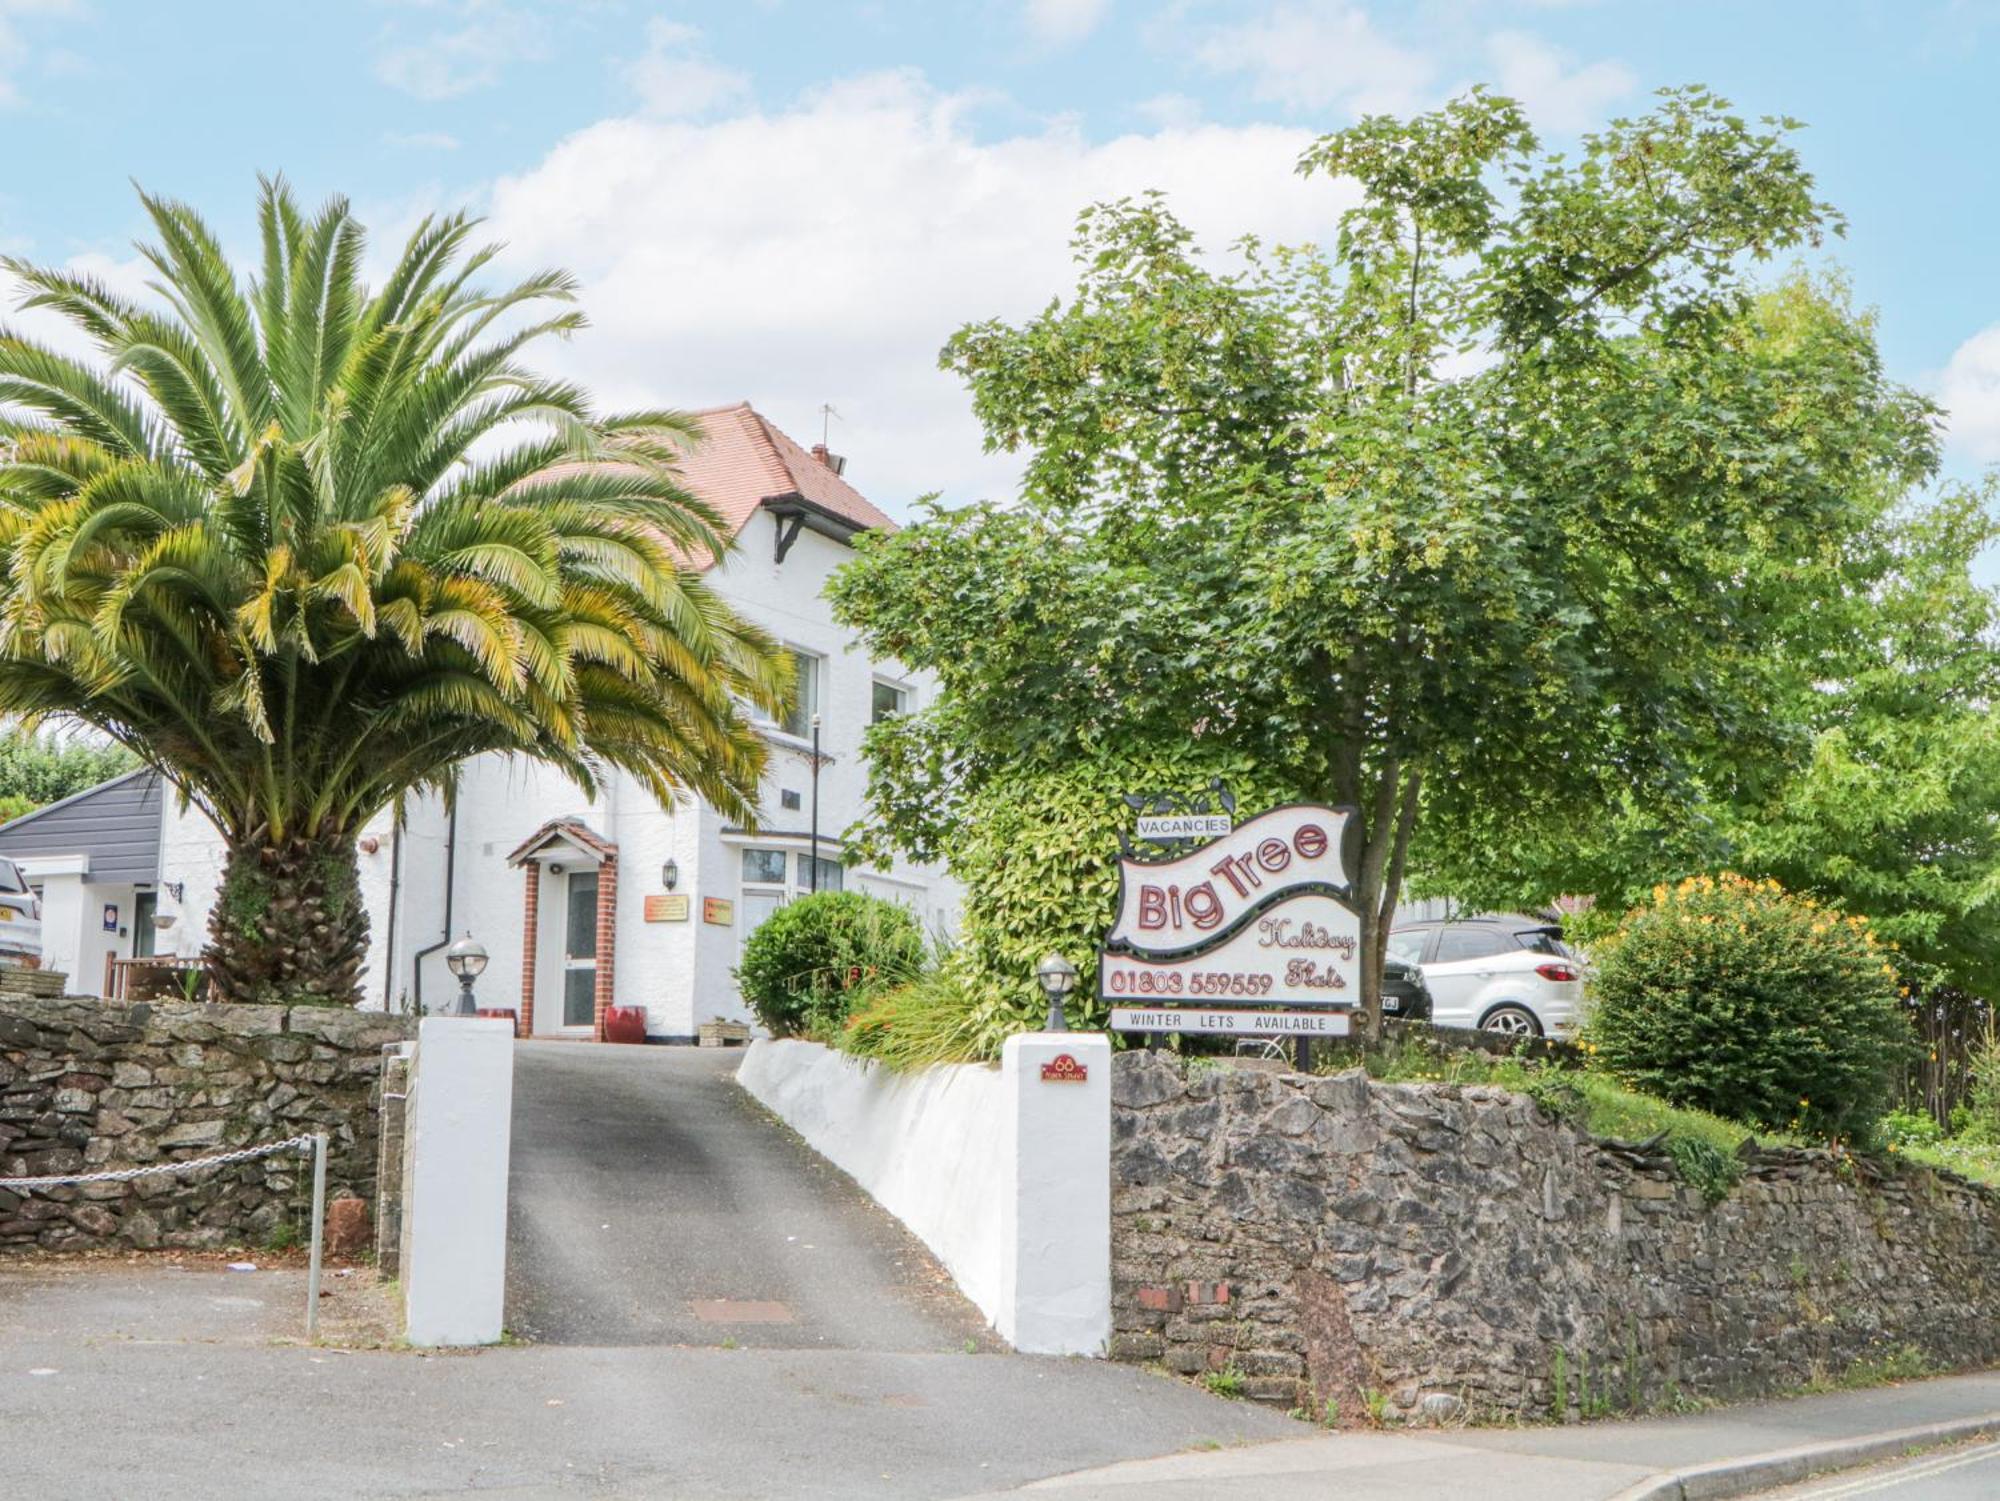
[1380,952,1433,1022]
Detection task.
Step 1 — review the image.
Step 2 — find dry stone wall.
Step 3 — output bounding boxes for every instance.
[1111,1052,2000,1420]
[0,996,414,1251]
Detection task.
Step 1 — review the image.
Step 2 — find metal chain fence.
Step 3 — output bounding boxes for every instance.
[1,1133,331,1340]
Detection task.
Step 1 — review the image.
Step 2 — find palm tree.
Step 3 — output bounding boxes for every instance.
[0,181,789,1006]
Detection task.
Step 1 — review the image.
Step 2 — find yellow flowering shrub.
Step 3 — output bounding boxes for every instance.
[1587,874,1912,1139]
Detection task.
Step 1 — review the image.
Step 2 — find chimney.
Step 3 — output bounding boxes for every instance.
[810,443,848,476]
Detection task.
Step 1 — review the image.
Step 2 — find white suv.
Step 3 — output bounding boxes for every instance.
[1387,917,1582,1037]
[0,857,41,966]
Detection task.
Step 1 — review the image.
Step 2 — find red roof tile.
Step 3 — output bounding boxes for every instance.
[674,403,895,549]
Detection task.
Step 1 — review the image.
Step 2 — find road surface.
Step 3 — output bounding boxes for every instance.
[1747,1437,2000,1498]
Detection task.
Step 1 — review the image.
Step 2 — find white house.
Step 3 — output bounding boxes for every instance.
[3,405,960,1041]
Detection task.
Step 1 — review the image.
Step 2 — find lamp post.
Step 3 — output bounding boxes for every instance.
[1035,953,1077,1033]
[445,931,488,1016]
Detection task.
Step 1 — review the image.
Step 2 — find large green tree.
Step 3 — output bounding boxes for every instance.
[1429,483,2000,1000]
[832,88,1937,1031]
[0,182,788,1005]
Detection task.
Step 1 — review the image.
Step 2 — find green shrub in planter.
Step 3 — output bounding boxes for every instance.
[1587,873,1913,1139]
[736,891,927,1038]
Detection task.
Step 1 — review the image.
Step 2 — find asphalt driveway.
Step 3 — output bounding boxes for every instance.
[504,1041,992,1350]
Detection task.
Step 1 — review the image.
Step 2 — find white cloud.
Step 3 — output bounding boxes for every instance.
[1484,30,1633,134]
[1025,0,1110,47]
[374,0,546,101]
[622,20,750,119]
[1135,92,1204,129]
[481,70,1343,514]
[1939,324,2000,463]
[1182,2,1435,117]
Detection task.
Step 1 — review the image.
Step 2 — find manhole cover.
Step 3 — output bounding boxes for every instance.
[688,1299,794,1324]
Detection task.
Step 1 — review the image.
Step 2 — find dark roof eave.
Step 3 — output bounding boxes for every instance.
[760,491,871,547]
[0,766,156,838]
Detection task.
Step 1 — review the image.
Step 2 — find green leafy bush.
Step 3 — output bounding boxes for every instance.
[839,963,1016,1071]
[1879,1108,1944,1148]
[736,891,926,1038]
[1587,874,1912,1139]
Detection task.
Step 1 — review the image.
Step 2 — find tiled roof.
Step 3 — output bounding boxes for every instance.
[506,818,618,866]
[674,403,895,548]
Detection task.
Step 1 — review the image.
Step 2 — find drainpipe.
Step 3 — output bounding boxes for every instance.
[380,817,402,1011]
[809,714,822,892]
[410,800,458,1016]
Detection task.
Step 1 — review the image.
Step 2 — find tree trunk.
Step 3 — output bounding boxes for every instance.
[205,824,369,1007]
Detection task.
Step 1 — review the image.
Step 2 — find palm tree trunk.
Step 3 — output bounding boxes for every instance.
[205,824,369,1007]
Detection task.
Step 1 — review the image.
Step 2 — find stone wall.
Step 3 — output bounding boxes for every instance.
[0,996,414,1252]
[1111,1053,2000,1420]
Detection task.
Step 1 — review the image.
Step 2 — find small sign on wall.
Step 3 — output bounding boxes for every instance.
[644,894,690,923]
[1040,1053,1089,1083]
[702,898,734,926]
[102,903,118,933]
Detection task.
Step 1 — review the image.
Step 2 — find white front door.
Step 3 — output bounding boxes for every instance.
[560,868,599,1030]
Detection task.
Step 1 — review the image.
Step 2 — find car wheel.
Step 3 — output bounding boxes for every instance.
[1478,1004,1542,1038]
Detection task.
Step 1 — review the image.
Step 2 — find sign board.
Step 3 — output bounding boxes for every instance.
[1110,1007,1351,1038]
[702,897,734,926]
[1101,892,1359,1006]
[644,894,690,923]
[102,903,119,933]
[1100,799,1361,1037]
[1039,1053,1089,1083]
[1106,805,1352,958]
[1135,812,1232,842]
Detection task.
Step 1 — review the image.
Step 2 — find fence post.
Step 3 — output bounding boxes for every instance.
[401,1017,515,1346]
[998,1031,1112,1355]
[305,1132,327,1343]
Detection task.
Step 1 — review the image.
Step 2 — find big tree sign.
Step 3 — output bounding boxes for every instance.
[1102,804,1361,1039]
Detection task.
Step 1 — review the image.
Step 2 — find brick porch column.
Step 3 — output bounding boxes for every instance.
[593,854,618,1041]
[517,863,538,1039]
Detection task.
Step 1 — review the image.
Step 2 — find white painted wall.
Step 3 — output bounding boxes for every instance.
[156,796,400,1009]
[17,858,151,997]
[399,1018,515,1346]
[738,1035,1111,1355]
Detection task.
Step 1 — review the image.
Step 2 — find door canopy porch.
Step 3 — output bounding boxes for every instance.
[505,819,619,1040]
[506,818,617,868]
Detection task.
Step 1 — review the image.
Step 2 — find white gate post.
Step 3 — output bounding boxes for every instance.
[400,1016,515,1346]
[998,1031,1112,1356]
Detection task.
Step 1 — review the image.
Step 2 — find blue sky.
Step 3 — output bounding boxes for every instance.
[2,0,1998,520]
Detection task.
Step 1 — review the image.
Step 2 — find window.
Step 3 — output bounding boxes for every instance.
[1512,928,1571,957]
[1385,930,1428,967]
[1433,926,1511,963]
[742,849,788,885]
[871,680,907,724]
[800,856,844,893]
[782,649,821,738]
